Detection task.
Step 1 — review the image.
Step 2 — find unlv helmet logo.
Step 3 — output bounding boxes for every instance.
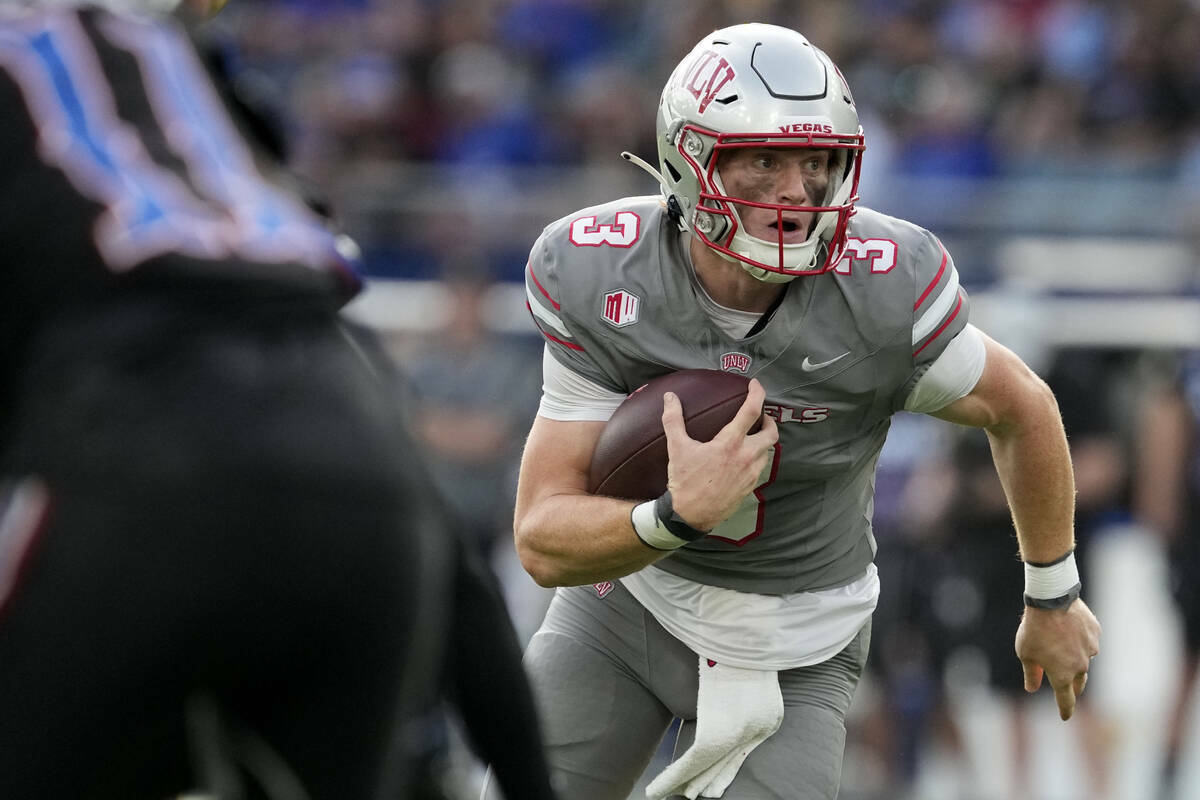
[684,50,736,113]
[720,352,752,373]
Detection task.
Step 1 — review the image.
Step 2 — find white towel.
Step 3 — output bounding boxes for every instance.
[645,657,783,799]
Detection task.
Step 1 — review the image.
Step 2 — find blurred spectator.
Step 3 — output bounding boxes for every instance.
[401,254,542,558]
[863,348,1138,799]
[554,57,657,166]
[860,413,962,789]
[496,0,617,75]
[429,41,557,166]
[1134,351,1200,798]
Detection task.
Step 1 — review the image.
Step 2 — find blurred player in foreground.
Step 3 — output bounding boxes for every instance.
[499,22,1102,800]
[0,2,555,798]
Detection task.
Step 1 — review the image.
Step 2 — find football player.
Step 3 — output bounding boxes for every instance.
[0,2,555,799]
[500,22,1101,800]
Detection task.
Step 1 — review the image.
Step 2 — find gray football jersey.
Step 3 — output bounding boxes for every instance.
[525,196,969,594]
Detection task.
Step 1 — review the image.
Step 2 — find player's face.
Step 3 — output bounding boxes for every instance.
[716,148,832,244]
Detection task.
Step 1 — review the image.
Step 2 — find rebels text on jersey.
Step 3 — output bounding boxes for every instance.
[525,196,968,595]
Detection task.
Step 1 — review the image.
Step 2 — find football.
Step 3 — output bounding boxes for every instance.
[587,369,763,500]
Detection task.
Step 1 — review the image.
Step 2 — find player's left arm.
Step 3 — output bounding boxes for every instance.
[931,331,1101,721]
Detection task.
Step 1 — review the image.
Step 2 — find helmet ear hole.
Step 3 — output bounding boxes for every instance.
[663,160,682,183]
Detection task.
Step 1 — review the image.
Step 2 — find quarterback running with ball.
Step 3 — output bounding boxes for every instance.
[490,22,1101,800]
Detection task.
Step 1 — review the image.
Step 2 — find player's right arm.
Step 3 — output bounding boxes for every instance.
[518,224,776,586]
[512,355,776,588]
[513,415,665,587]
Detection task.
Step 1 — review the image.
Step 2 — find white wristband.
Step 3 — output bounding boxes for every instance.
[1024,551,1080,600]
[631,500,689,551]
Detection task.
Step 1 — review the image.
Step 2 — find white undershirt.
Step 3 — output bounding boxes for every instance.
[691,280,761,339]
[904,323,987,413]
[537,325,987,668]
[620,563,879,670]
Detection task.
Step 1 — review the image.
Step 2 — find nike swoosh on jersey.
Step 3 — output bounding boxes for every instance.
[800,352,850,371]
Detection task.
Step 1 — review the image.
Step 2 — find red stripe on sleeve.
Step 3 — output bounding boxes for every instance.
[539,330,585,352]
[912,291,963,357]
[913,246,949,311]
[525,302,584,351]
[526,263,560,311]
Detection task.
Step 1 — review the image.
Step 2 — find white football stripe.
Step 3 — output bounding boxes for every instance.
[526,283,571,337]
[912,267,960,344]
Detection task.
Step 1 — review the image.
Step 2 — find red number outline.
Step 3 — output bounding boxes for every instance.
[569,211,642,248]
[710,442,782,546]
[834,237,898,275]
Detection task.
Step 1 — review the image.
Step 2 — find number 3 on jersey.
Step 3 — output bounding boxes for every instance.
[569,211,641,248]
[709,444,781,546]
[834,237,897,274]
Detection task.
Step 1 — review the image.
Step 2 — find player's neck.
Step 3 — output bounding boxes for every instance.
[688,235,785,313]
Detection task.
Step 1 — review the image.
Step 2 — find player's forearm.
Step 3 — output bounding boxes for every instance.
[514,493,671,587]
[984,382,1076,563]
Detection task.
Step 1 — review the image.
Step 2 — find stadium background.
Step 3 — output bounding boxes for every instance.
[198,1,1199,798]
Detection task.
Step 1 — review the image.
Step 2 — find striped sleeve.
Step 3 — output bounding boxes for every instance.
[910,234,969,364]
[522,231,619,390]
[524,233,584,353]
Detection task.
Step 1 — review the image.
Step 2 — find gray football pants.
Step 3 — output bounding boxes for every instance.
[485,579,870,800]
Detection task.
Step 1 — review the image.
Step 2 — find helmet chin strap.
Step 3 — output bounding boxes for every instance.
[621,152,694,235]
[740,261,797,284]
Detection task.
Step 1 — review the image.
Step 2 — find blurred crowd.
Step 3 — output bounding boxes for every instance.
[199,0,1200,282]
[207,0,1200,180]
[198,2,1200,798]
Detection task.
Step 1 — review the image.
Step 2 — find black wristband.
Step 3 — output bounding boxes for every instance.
[1024,582,1082,610]
[1024,548,1076,568]
[653,491,709,542]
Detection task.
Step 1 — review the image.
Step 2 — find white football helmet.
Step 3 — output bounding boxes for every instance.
[655,23,864,282]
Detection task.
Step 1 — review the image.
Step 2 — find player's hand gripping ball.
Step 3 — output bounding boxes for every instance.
[587,369,764,500]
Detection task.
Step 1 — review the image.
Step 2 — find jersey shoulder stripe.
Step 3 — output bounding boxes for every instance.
[527,197,666,323]
[523,197,670,389]
[846,208,971,410]
[525,260,583,351]
[914,246,949,311]
[912,248,959,345]
[913,289,965,357]
[840,208,969,354]
[910,235,968,361]
[527,264,560,311]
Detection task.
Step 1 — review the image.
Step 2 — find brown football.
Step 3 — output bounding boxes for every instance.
[587,369,762,500]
